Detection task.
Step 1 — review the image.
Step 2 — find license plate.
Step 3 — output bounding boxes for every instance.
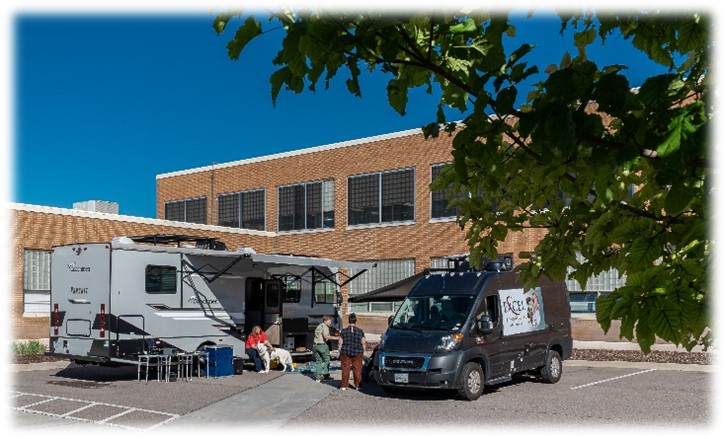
[394,373,408,383]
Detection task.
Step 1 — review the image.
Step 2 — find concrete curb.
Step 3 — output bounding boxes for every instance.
[566,359,715,372]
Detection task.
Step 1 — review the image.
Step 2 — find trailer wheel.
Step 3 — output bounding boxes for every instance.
[457,362,484,401]
[539,350,562,384]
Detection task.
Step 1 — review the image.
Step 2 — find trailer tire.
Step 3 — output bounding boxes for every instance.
[540,350,562,384]
[457,362,484,401]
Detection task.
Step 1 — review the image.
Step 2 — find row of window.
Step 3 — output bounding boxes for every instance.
[164,164,459,231]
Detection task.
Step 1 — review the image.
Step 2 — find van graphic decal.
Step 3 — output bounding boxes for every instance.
[499,287,545,336]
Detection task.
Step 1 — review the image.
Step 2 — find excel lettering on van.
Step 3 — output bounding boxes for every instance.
[500,288,546,336]
[70,287,88,295]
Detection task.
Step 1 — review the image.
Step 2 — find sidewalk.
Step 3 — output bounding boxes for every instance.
[365,333,710,353]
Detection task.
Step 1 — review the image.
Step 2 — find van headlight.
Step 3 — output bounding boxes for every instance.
[435,332,463,352]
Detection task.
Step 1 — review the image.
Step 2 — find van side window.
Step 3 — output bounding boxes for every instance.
[145,265,177,294]
[485,295,500,325]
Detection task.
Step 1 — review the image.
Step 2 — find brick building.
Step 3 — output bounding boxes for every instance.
[10,127,624,342]
[155,128,549,313]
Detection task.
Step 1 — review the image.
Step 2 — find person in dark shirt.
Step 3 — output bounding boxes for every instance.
[338,313,366,391]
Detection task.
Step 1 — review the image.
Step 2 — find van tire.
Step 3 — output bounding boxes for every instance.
[457,362,484,401]
[540,350,562,384]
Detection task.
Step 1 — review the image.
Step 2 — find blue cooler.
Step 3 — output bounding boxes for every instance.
[204,345,233,378]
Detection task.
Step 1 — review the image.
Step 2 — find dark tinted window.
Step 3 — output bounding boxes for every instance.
[431,164,460,219]
[218,190,265,230]
[164,197,207,224]
[145,265,177,294]
[279,181,334,231]
[349,169,414,225]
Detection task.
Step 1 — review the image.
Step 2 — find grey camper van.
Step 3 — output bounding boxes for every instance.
[370,263,572,400]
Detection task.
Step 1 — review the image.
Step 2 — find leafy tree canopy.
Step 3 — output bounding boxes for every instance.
[214,9,712,352]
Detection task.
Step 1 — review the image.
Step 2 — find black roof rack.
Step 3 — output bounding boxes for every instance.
[127,234,227,250]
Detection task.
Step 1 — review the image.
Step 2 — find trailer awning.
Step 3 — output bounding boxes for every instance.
[348,270,429,303]
[249,253,374,271]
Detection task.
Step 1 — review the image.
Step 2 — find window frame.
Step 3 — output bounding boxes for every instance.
[217,188,266,231]
[347,167,416,227]
[347,258,414,313]
[430,162,459,220]
[164,196,208,224]
[145,265,178,294]
[277,179,335,232]
[272,274,303,303]
[23,249,51,315]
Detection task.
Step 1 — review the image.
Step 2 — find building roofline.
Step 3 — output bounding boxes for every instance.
[155,126,424,180]
[7,202,277,237]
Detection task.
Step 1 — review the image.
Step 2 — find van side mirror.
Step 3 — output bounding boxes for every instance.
[387,315,394,327]
[477,315,493,334]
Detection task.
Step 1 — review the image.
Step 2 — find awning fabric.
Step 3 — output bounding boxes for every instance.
[348,270,429,303]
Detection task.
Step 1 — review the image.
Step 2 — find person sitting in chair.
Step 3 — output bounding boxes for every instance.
[245,325,274,373]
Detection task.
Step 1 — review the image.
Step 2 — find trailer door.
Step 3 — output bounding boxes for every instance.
[263,280,283,346]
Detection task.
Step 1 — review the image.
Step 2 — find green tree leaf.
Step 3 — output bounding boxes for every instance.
[218,10,712,353]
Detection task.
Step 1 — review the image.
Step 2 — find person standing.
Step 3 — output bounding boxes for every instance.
[338,312,366,391]
[313,315,338,382]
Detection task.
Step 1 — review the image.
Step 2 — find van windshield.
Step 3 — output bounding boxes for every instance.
[391,294,475,331]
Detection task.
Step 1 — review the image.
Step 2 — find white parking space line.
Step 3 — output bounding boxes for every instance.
[10,391,180,430]
[571,368,657,390]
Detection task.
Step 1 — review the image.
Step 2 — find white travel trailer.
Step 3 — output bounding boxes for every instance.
[47,234,373,367]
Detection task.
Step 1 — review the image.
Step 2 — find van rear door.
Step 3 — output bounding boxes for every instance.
[50,243,111,359]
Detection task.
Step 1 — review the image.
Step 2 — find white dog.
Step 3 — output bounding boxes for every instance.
[256,342,295,372]
[270,347,295,372]
[256,342,271,373]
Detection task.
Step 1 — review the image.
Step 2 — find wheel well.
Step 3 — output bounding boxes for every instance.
[196,341,216,352]
[549,343,563,357]
[463,355,488,378]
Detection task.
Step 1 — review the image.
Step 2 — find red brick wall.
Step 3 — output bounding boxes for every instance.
[156,131,548,317]
[157,131,547,264]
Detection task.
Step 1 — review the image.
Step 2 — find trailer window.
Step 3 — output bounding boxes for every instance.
[273,275,302,303]
[314,279,337,304]
[146,265,177,293]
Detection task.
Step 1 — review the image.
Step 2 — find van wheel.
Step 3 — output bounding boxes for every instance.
[457,362,484,401]
[540,350,562,384]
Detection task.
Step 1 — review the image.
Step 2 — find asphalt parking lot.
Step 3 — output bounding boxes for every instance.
[9,359,715,432]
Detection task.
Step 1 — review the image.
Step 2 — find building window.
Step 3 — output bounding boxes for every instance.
[23,249,51,314]
[348,259,415,313]
[431,163,460,219]
[218,189,265,231]
[164,197,207,224]
[566,251,626,313]
[278,180,334,231]
[348,168,414,226]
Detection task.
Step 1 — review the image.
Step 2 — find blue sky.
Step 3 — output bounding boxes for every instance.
[12,9,683,219]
